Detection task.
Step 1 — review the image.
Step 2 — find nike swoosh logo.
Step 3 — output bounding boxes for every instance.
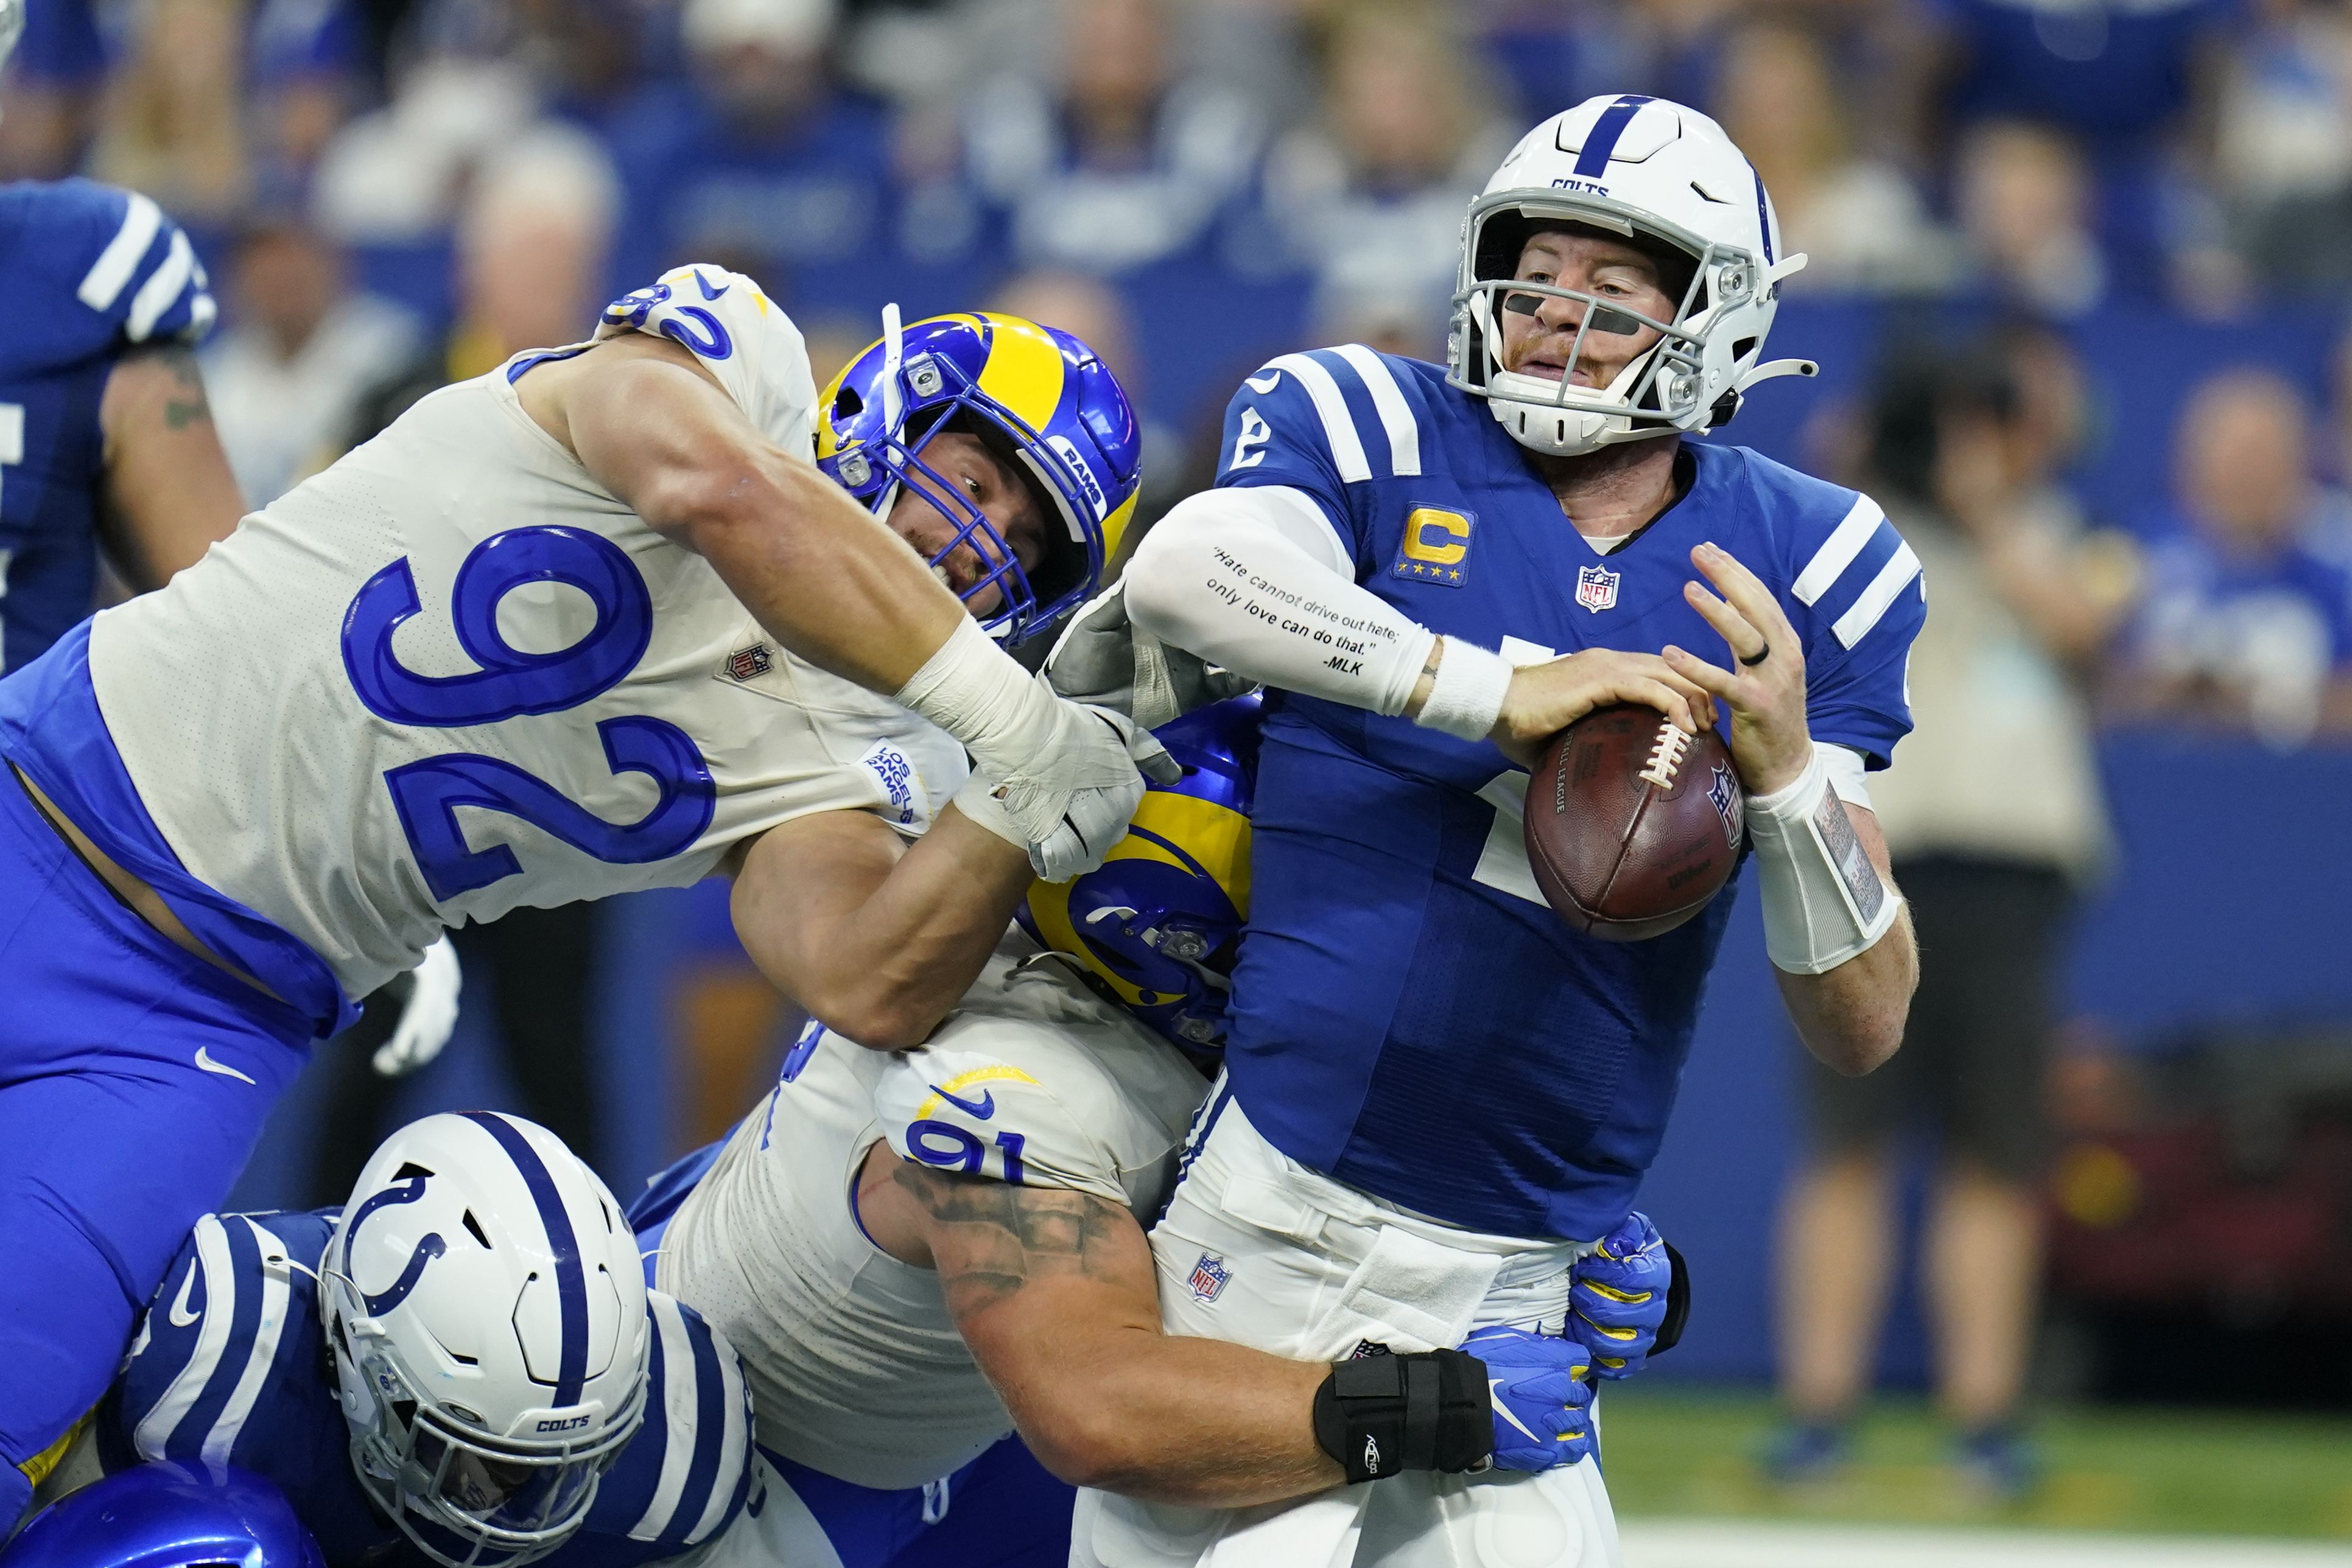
[693,268,729,300]
[1245,371,1283,393]
[193,1047,256,1085]
[167,1261,203,1326]
[1491,1380,1543,1444]
[930,1085,995,1119]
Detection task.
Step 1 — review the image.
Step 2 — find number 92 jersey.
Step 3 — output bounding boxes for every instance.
[0,179,214,673]
[1214,346,1925,1242]
[77,265,968,1009]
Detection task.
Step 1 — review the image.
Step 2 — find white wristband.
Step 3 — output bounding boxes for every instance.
[893,615,1055,769]
[1745,744,1903,975]
[1413,637,1514,742]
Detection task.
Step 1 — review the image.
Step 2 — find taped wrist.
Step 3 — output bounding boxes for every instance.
[1311,1347,1491,1483]
[1412,637,1514,742]
[1746,745,1903,975]
[894,615,1058,772]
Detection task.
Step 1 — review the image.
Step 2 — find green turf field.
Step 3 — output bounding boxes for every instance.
[1601,1386,2352,1540]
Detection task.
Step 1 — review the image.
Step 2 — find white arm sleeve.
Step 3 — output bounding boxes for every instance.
[1125,486,1436,716]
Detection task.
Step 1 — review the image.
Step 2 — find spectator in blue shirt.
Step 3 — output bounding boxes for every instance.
[962,0,1267,276]
[606,0,898,321]
[2118,366,2352,743]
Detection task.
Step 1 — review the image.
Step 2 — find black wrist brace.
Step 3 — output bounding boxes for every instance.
[1310,1345,1492,1483]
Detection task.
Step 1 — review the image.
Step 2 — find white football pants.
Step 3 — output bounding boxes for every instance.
[1072,1091,1624,1568]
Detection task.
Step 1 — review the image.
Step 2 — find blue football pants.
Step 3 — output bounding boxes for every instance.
[0,770,309,1514]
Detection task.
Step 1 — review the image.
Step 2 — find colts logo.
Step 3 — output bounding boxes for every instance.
[343,1171,445,1316]
[1576,563,1620,614]
[1187,1251,1232,1303]
[1392,508,1475,587]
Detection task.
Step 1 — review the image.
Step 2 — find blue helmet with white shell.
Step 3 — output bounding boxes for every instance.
[1,1462,325,1568]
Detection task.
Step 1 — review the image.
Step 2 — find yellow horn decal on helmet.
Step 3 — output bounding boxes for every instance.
[971,312,1069,435]
[1023,792,1253,1010]
[1100,490,1139,572]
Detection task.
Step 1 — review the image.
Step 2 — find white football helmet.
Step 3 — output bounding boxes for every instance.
[323,1113,650,1568]
[1448,94,1819,458]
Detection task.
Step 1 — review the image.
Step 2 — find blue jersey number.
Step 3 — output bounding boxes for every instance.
[341,525,714,902]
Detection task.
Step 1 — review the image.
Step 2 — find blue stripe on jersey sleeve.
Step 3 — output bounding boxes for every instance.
[1215,346,1437,566]
[0,180,216,376]
[669,1310,730,1542]
[170,1212,268,1451]
[1791,510,1925,769]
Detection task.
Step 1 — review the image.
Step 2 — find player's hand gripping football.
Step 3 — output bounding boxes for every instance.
[1461,1325,1598,1472]
[1663,542,1812,795]
[1486,648,1715,771]
[1568,1212,1674,1377]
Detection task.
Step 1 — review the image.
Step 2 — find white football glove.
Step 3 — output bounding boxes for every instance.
[1045,580,1256,729]
[957,690,1178,881]
[373,936,462,1078]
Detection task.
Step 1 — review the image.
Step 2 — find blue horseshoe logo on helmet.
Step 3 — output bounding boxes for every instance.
[343,1172,448,1316]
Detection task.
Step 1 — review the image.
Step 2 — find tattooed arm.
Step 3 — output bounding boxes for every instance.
[861,1143,1340,1506]
[96,345,247,591]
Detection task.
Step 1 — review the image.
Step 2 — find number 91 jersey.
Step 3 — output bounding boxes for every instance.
[81,266,969,1005]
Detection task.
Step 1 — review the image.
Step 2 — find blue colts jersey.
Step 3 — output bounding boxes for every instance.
[0,178,214,673]
[101,1209,754,1567]
[1215,348,1925,1240]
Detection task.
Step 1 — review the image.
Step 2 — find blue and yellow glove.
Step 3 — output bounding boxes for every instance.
[1569,1212,1682,1378]
[1461,1325,1596,1472]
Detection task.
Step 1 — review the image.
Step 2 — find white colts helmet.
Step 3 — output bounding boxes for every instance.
[1448,94,1819,458]
[323,1113,650,1568]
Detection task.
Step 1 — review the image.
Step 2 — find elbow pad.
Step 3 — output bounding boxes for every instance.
[1310,1346,1492,1483]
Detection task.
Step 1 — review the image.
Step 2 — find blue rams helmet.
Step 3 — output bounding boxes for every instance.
[1017,695,1260,1051]
[816,308,1142,646]
[1,1463,326,1568]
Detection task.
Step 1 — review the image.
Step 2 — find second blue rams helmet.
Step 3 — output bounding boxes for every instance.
[816,308,1142,646]
[1,1463,326,1568]
[1019,695,1260,1050]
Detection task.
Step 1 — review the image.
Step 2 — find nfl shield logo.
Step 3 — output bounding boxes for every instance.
[1576,564,1620,614]
[1187,1252,1232,1303]
[1707,761,1744,847]
[726,642,774,682]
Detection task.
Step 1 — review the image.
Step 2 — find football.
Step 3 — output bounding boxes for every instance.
[1522,703,1746,941]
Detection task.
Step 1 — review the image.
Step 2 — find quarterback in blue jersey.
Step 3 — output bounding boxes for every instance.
[37,1112,751,1568]
[1055,96,1923,1564]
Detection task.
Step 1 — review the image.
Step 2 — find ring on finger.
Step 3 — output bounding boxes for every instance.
[1739,642,1771,667]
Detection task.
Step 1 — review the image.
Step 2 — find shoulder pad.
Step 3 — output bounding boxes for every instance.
[584,1290,754,1555]
[0,180,217,373]
[1220,345,1430,489]
[114,1212,329,1468]
[872,974,1201,1206]
[593,264,816,455]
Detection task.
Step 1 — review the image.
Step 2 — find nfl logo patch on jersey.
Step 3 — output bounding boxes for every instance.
[1187,1252,1232,1303]
[1392,507,1475,588]
[726,642,774,682]
[1575,564,1620,614]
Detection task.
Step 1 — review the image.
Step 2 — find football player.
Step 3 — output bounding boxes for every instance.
[633,696,1682,1567]
[35,1111,751,1567]
[1051,96,1925,1564]
[0,281,1164,1522]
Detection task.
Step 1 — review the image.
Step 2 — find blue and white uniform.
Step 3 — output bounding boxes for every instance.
[641,928,1209,1568]
[1079,345,1925,1568]
[0,178,214,673]
[99,1208,751,1566]
[0,267,962,1504]
[1207,349,1921,1241]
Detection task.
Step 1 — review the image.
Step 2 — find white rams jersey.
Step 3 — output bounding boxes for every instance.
[655,927,1209,1492]
[85,267,966,999]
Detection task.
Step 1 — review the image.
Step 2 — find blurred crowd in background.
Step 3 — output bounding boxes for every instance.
[23,0,2352,1429]
[12,0,2352,749]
